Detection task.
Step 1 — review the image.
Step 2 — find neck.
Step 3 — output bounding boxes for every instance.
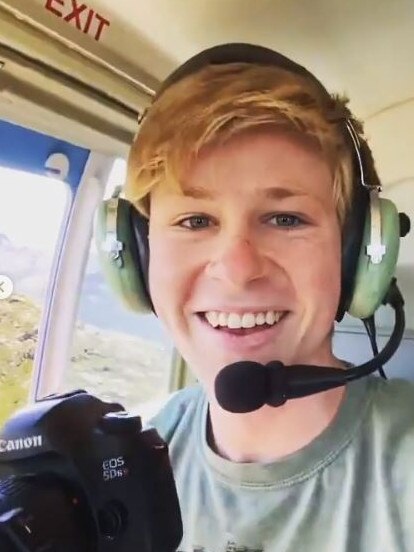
[207,356,346,463]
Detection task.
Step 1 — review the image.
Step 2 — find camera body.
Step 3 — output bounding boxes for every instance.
[0,390,182,551]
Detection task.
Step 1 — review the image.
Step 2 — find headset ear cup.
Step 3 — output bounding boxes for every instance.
[347,198,400,319]
[336,185,369,322]
[94,198,153,314]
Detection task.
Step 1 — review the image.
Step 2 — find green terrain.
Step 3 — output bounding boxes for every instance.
[0,296,38,423]
[0,295,171,425]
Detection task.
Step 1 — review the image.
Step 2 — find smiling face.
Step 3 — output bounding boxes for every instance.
[148,128,343,396]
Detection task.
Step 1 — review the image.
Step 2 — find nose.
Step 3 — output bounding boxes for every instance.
[206,234,266,289]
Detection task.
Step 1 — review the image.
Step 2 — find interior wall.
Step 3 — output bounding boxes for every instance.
[334,331,414,382]
[0,4,151,153]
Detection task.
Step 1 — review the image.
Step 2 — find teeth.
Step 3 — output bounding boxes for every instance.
[204,310,284,329]
[205,311,219,327]
[255,312,266,325]
[218,312,227,327]
[228,313,242,329]
[241,313,256,328]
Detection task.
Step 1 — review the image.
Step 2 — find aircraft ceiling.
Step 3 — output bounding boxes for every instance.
[1,0,413,115]
[95,0,414,119]
[1,0,413,177]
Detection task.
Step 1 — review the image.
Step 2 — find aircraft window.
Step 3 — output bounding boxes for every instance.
[64,159,174,414]
[0,167,70,424]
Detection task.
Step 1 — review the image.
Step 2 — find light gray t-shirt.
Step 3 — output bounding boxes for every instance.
[149,376,414,552]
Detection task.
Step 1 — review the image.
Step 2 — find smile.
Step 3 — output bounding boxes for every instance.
[202,310,285,329]
[195,310,289,351]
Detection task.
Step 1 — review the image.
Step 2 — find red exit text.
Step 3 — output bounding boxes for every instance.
[44,0,111,41]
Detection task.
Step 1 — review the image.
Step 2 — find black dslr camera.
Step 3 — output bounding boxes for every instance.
[0,390,182,551]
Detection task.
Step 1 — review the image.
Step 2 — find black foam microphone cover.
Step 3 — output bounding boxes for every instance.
[266,361,289,407]
[214,361,347,413]
[214,361,267,413]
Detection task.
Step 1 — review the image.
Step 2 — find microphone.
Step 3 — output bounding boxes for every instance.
[214,282,405,413]
[214,361,347,413]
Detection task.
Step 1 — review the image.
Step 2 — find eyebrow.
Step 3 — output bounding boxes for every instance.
[182,185,311,200]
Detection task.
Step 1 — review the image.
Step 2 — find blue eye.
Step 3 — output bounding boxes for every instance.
[179,215,211,229]
[268,214,304,227]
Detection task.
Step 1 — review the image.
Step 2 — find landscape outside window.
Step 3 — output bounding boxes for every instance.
[64,159,174,414]
[0,166,70,424]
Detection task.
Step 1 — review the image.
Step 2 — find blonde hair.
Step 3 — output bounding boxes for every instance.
[126,63,359,225]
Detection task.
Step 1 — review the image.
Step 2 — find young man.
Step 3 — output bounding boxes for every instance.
[126,44,414,551]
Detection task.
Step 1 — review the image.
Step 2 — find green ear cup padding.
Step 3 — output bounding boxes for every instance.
[94,198,152,314]
[347,198,400,319]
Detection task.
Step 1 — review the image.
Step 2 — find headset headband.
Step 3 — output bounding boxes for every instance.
[157,43,329,99]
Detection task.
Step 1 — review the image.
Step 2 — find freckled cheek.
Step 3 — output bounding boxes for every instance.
[290,241,342,310]
[149,242,177,303]
[316,248,342,306]
[148,238,196,319]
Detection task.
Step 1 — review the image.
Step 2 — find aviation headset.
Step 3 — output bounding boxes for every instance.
[95,43,410,326]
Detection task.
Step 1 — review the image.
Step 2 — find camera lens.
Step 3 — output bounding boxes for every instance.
[98,500,128,540]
